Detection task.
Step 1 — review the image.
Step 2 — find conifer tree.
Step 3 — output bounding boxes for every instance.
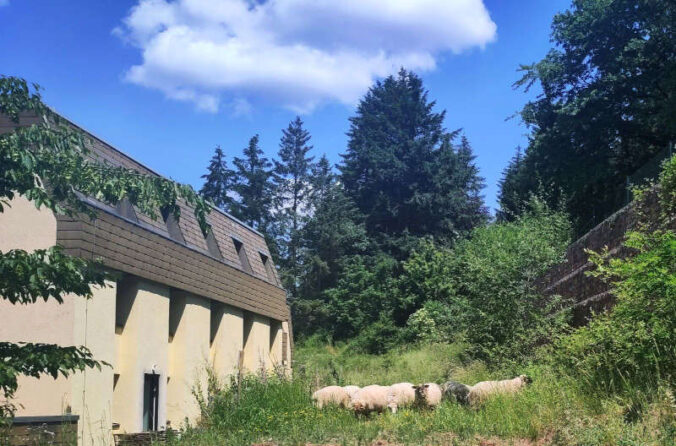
[200,145,234,211]
[273,117,315,297]
[340,69,486,258]
[230,135,274,231]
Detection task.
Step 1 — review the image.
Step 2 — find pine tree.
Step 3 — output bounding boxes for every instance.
[231,135,274,231]
[273,117,315,297]
[340,69,487,258]
[200,146,234,211]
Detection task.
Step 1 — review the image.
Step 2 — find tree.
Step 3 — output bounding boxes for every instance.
[340,69,487,258]
[230,135,274,231]
[200,145,234,211]
[502,0,676,234]
[0,76,210,417]
[273,117,315,297]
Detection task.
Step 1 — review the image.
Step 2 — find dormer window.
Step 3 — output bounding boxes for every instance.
[232,237,252,274]
[161,206,185,244]
[202,225,223,260]
[260,253,278,285]
[115,197,138,223]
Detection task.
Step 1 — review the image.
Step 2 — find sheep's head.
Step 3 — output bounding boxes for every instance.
[350,398,366,413]
[519,375,533,385]
[413,384,430,404]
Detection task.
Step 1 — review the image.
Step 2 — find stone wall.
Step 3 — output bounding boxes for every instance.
[537,203,638,325]
[538,188,670,325]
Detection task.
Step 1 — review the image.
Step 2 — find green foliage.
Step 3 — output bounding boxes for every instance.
[272,117,315,297]
[500,0,676,235]
[200,146,235,211]
[172,343,676,446]
[230,134,275,231]
[0,76,210,417]
[448,200,572,360]
[393,200,571,361]
[323,254,399,342]
[553,156,676,392]
[554,229,675,393]
[340,69,487,259]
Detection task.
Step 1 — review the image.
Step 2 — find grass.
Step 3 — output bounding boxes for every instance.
[169,342,675,445]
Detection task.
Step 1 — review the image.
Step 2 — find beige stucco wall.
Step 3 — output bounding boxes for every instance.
[210,303,244,379]
[167,291,210,429]
[113,278,170,434]
[243,313,271,373]
[0,196,116,445]
[71,282,117,446]
[269,320,283,368]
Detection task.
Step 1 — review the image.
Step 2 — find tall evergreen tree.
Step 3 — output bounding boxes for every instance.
[340,69,487,258]
[231,135,274,231]
[273,117,315,297]
[200,146,234,211]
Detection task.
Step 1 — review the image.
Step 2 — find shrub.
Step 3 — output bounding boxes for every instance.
[553,156,676,392]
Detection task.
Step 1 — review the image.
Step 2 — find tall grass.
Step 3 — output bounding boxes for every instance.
[171,342,675,446]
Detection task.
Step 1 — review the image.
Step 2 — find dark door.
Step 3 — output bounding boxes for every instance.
[143,373,159,431]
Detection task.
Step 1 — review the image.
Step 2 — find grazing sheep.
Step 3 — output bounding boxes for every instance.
[442,380,471,405]
[413,383,443,409]
[312,385,350,409]
[343,385,361,400]
[468,375,532,406]
[349,385,390,415]
[386,382,416,413]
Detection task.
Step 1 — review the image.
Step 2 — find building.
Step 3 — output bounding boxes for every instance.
[0,113,292,445]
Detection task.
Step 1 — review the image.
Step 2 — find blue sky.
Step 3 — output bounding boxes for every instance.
[0,0,570,212]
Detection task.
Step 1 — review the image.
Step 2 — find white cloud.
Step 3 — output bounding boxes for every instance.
[115,0,496,113]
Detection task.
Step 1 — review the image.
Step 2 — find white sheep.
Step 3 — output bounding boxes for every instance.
[312,385,350,409]
[349,385,390,415]
[386,382,415,413]
[467,375,532,406]
[413,382,443,409]
[343,385,361,400]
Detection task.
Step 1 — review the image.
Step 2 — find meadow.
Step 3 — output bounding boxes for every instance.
[170,342,675,446]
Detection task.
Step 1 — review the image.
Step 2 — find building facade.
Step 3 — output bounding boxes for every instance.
[0,114,291,445]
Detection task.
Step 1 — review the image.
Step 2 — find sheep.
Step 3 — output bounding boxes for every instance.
[343,385,361,400]
[467,375,532,406]
[413,382,443,409]
[312,385,350,409]
[349,385,390,415]
[442,380,471,405]
[386,382,416,413]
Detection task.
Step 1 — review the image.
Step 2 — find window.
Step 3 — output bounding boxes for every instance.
[161,206,185,244]
[202,225,223,260]
[142,373,159,431]
[260,253,278,285]
[114,197,138,223]
[232,237,252,274]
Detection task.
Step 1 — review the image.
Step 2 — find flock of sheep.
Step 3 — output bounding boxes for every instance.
[312,375,532,415]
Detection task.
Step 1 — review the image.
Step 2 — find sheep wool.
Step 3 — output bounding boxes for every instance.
[350,385,390,415]
[312,385,350,409]
[442,380,471,405]
[468,375,532,406]
[386,382,415,413]
[343,385,361,400]
[413,383,443,409]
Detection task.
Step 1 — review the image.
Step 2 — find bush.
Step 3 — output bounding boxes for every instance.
[553,158,676,392]
[395,199,571,361]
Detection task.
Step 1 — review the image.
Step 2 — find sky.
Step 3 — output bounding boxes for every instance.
[0,0,571,213]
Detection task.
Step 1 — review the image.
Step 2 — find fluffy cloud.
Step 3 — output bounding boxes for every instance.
[115,0,496,113]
